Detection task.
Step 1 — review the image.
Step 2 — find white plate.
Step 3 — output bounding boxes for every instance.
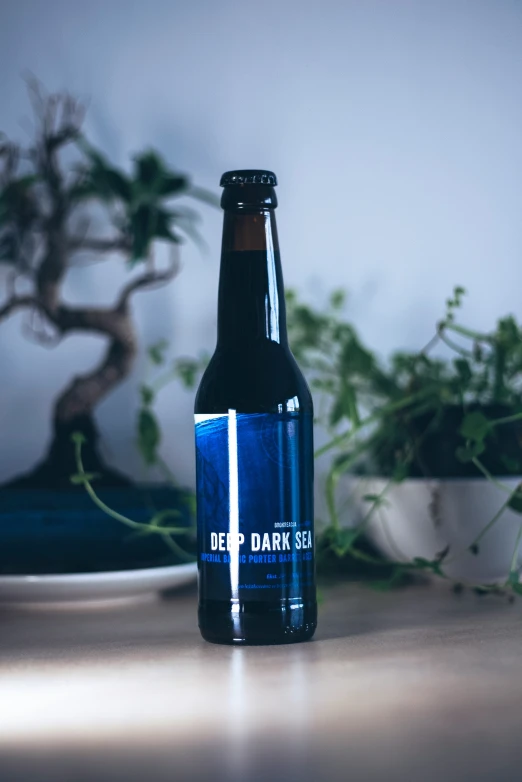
[0,563,198,606]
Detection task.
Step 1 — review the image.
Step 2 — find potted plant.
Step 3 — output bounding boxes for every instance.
[285,286,522,591]
[0,81,215,579]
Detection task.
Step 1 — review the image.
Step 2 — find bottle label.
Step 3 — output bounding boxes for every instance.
[195,411,315,602]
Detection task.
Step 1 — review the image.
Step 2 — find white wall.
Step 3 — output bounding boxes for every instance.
[0,0,521,487]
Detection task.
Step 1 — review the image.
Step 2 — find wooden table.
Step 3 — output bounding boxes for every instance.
[1,581,521,782]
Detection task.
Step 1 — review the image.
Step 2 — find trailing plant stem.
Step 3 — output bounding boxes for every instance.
[72,435,196,560]
[315,387,438,458]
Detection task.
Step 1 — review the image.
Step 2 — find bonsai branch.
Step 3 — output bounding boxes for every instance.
[118,252,180,309]
[0,295,37,321]
[68,236,131,254]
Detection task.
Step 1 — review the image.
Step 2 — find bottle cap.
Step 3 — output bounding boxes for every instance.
[220,170,278,187]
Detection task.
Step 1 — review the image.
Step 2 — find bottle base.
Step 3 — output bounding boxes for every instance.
[198,599,317,646]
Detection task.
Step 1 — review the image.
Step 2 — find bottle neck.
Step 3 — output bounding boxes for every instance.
[217,209,288,348]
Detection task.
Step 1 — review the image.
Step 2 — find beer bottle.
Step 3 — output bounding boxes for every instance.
[195,170,316,644]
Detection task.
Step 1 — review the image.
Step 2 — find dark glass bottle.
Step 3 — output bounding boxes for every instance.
[194,170,316,645]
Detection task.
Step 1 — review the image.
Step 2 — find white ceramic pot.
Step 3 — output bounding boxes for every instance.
[347,477,522,583]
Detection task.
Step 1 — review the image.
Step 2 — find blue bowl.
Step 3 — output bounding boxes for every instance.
[0,486,195,575]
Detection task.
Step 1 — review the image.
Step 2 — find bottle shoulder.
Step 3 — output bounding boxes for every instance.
[194,342,313,415]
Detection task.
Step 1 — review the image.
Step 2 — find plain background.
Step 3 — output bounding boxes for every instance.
[0,0,521,489]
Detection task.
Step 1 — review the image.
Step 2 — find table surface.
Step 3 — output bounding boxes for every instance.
[1,580,522,782]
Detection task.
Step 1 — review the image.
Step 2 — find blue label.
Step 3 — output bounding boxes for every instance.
[195,411,315,601]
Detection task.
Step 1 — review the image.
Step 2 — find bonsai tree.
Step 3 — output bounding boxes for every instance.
[0,80,214,488]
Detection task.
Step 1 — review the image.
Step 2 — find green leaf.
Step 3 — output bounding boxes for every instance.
[455,441,486,463]
[130,205,154,262]
[159,174,188,196]
[77,139,133,202]
[102,168,133,202]
[473,342,484,362]
[412,556,433,570]
[412,556,445,576]
[134,150,165,188]
[140,385,155,406]
[137,408,161,466]
[454,358,472,384]
[77,137,110,168]
[175,358,201,389]
[329,382,359,427]
[148,340,169,366]
[152,208,181,243]
[70,472,100,485]
[459,411,491,442]
[392,463,409,483]
[129,205,181,263]
[79,167,132,203]
[71,431,86,445]
[330,289,346,310]
[507,484,522,514]
[340,336,375,377]
[330,527,362,556]
[362,493,390,509]
[435,544,450,562]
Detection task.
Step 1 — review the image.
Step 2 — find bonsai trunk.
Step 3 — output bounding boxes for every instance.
[55,305,137,422]
[4,302,138,489]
